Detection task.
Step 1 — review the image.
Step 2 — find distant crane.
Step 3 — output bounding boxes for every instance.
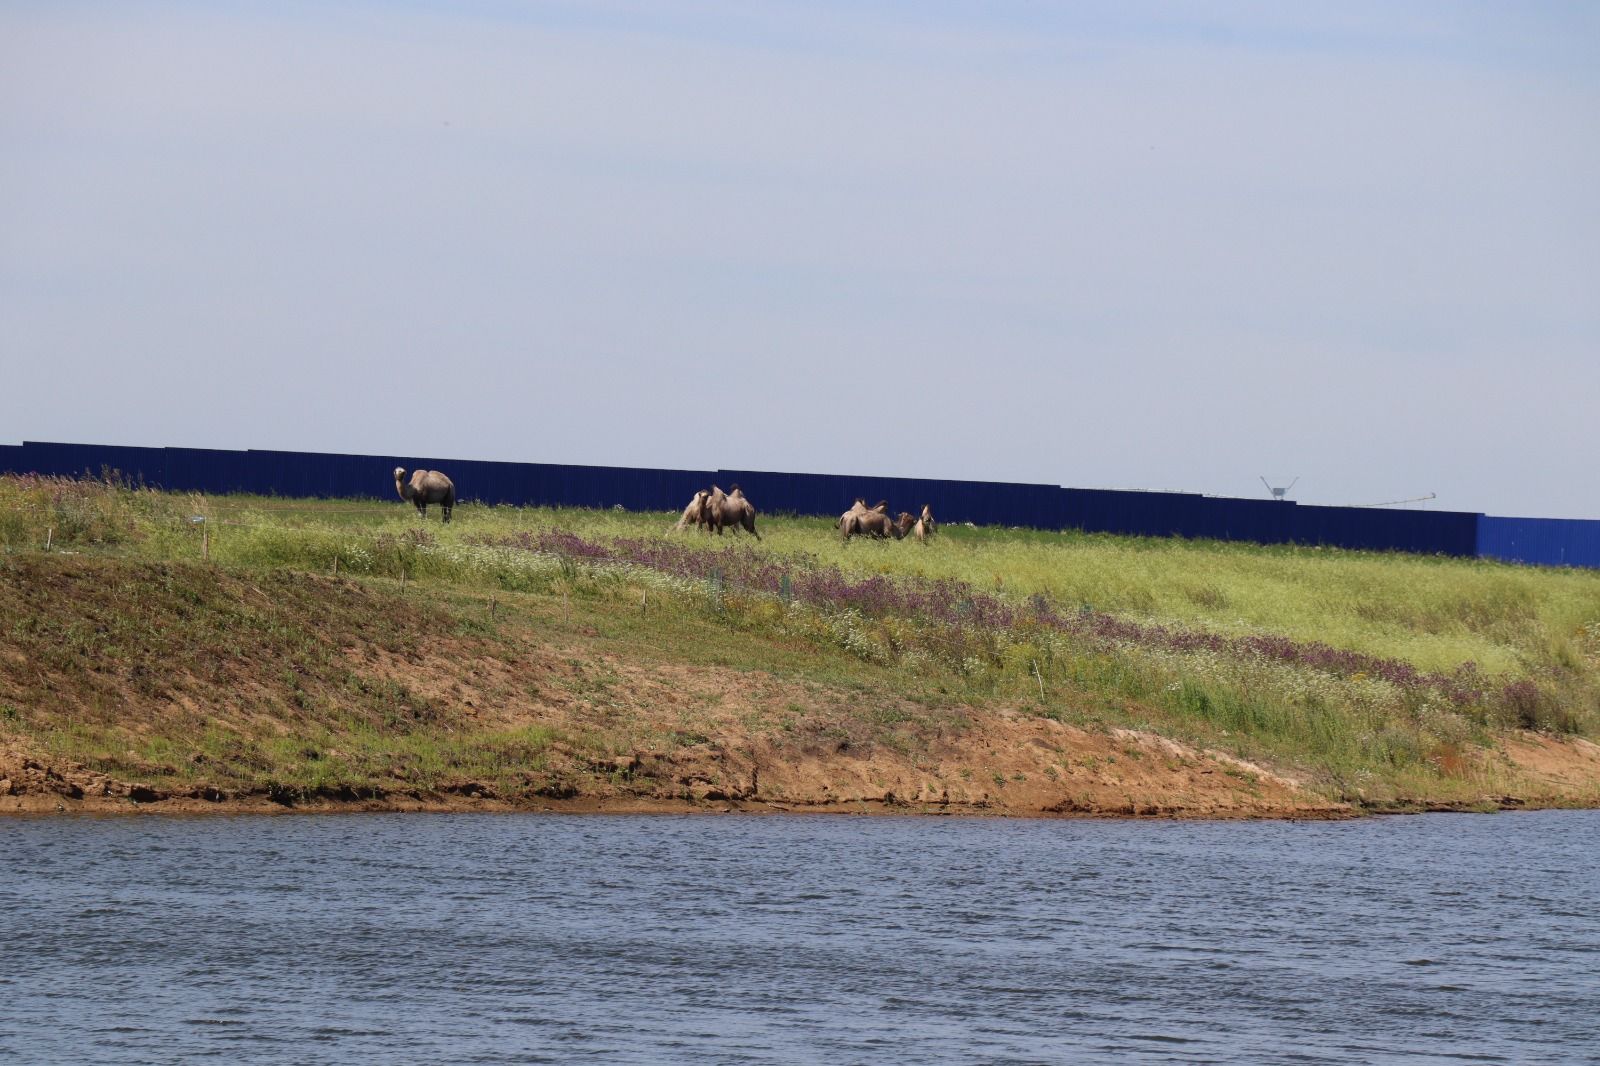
[1343,492,1438,509]
[1260,476,1298,502]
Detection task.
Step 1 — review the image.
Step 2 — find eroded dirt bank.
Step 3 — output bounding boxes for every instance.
[7,722,1599,819]
[0,726,1350,818]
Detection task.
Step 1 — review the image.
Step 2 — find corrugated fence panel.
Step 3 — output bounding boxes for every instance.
[6,441,169,484]
[1477,516,1600,569]
[1194,497,1300,545]
[1058,490,1480,557]
[1291,504,1481,556]
[7,440,1600,567]
[1061,488,1208,538]
[167,447,268,494]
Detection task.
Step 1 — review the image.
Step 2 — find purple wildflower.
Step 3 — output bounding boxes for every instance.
[471,529,1492,705]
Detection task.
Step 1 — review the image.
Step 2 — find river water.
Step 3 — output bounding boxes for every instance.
[2,811,1597,1064]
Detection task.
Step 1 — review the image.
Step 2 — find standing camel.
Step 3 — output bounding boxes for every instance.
[394,467,456,522]
[674,489,711,532]
[843,500,895,540]
[838,498,869,538]
[913,504,936,543]
[704,485,760,538]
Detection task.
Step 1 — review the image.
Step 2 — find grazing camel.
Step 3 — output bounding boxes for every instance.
[913,504,936,543]
[674,489,711,532]
[704,484,760,538]
[893,512,917,540]
[394,467,456,522]
[843,500,895,540]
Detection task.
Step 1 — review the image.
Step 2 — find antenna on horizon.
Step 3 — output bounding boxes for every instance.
[1260,475,1299,502]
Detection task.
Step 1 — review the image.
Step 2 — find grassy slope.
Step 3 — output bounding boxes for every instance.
[0,553,970,804]
[193,494,1600,678]
[3,476,1599,811]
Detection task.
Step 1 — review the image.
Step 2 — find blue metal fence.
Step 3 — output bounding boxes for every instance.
[1476,516,1600,569]
[4,440,1596,568]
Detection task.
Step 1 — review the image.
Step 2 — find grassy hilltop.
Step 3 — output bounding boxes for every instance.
[3,474,1599,815]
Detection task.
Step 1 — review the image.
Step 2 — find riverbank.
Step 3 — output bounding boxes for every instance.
[5,728,1600,818]
[3,477,1598,818]
[4,557,1598,820]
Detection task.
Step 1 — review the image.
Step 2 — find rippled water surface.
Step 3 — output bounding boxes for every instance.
[3,811,1599,1064]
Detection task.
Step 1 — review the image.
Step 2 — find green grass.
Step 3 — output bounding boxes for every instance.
[59,483,1595,681]
[8,477,1598,688]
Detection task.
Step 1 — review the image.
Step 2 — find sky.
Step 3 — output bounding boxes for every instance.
[3,1,1597,517]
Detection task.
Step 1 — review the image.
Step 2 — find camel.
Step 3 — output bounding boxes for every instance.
[893,512,917,539]
[394,467,456,522]
[674,489,711,532]
[838,498,869,538]
[843,500,894,540]
[913,504,936,543]
[704,484,760,538]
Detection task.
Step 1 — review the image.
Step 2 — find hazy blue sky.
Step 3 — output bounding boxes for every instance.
[3,2,1597,515]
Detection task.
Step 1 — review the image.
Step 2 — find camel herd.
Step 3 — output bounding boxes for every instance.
[394,467,937,544]
[837,499,937,543]
[674,488,936,543]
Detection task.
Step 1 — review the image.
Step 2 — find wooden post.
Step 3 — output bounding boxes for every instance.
[45,528,52,552]
[202,524,209,562]
[489,596,497,620]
